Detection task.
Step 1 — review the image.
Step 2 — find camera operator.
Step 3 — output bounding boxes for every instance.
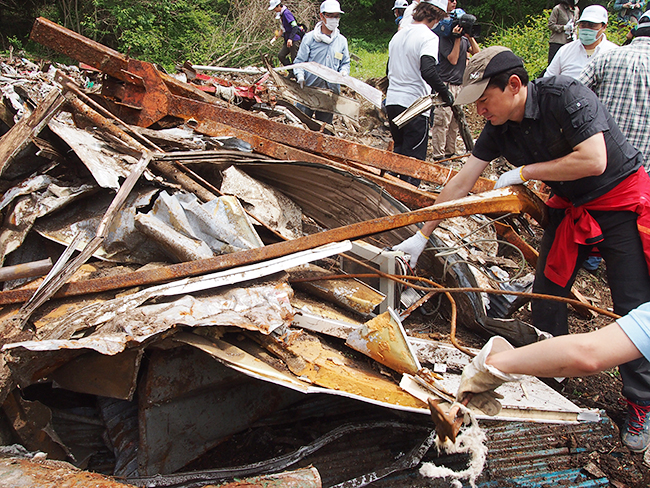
[431,1,480,161]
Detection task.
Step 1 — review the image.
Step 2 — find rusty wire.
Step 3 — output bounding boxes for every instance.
[292,253,621,358]
[337,253,465,355]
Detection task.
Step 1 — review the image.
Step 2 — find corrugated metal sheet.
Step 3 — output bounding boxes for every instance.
[174,395,628,488]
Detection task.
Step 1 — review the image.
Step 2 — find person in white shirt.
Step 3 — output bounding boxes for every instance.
[294,0,350,125]
[386,0,453,185]
[545,4,617,79]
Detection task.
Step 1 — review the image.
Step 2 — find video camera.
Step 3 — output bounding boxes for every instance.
[433,9,481,38]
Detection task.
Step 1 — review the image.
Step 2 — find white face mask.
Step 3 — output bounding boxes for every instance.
[324,17,340,31]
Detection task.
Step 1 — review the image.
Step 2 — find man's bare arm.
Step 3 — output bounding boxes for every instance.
[486,322,642,377]
[521,132,607,182]
[467,34,480,56]
[446,28,463,65]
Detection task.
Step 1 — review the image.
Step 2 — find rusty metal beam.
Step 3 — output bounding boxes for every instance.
[0,187,544,305]
[0,259,52,283]
[493,221,539,268]
[195,120,441,210]
[181,99,496,192]
[31,18,217,127]
[31,17,494,192]
[30,17,128,76]
[493,221,594,318]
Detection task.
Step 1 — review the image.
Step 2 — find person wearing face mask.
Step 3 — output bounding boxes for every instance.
[579,11,650,172]
[293,0,350,125]
[544,4,618,273]
[392,0,409,26]
[545,5,617,79]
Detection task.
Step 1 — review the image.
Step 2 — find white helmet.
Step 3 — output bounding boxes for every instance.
[268,0,281,10]
[320,0,345,14]
[421,0,448,12]
[392,0,409,9]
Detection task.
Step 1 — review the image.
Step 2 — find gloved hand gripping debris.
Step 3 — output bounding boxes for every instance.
[392,230,428,267]
[456,336,522,416]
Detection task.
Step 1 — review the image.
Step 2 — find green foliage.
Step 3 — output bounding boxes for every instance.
[484,10,629,79]
[7,36,23,51]
[461,0,549,34]
[350,46,388,80]
[80,0,224,70]
[482,11,550,79]
[606,15,633,46]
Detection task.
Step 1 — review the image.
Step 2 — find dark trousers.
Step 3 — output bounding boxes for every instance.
[296,103,334,125]
[532,208,650,401]
[279,40,300,77]
[548,42,564,64]
[386,104,430,186]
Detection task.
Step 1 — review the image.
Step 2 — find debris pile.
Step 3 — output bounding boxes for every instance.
[0,17,622,488]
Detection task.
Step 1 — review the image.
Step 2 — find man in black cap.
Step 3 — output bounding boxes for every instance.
[393,45,650,453]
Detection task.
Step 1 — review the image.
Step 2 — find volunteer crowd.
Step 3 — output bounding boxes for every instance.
[267,0,650,455]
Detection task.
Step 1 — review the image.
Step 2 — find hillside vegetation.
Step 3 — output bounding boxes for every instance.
[1,0,629,79]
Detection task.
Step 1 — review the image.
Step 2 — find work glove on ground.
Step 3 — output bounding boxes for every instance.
[494,166,527,189]
[392,230,429,267]
[456,336,522,416]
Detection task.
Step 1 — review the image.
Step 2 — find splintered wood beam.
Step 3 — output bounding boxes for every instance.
[0,87,66,177]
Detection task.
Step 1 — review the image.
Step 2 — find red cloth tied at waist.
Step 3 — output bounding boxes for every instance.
[544,167,650,287]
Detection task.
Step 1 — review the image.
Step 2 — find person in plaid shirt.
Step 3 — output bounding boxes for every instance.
[579,11,650,172]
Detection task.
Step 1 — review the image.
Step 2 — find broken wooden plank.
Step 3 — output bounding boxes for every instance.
[17,151,155,325]
[0,87,66,177]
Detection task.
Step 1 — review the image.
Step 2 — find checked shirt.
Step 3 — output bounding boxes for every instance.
[579,37,650,172]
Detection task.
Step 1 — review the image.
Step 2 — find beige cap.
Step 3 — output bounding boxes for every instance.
[455,46,524,105]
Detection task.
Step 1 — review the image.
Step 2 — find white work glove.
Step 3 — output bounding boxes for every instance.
[494,166,527,189]
[456,336,522,416]
[392,230,429,267]
[296,74,305,89]
[563,21,573,33]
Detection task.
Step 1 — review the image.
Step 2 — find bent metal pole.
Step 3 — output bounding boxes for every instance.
[0,186,545,305]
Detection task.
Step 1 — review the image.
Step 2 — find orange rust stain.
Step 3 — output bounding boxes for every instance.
[282,332,425,408]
